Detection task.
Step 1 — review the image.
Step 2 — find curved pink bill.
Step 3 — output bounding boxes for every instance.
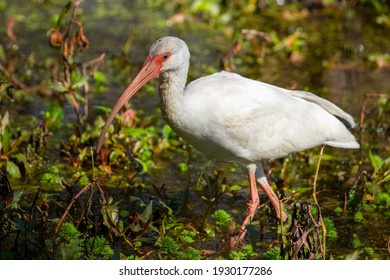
[96,55,162,153]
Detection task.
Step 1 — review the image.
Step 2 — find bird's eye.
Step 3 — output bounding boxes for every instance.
[162,53,170,60]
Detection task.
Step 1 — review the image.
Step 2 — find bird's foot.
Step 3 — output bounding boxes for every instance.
[229,197,259,249]
[229,229,246,250]
[230,203,287,250]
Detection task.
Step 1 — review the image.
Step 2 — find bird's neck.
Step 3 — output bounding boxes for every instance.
[158,65,188,128]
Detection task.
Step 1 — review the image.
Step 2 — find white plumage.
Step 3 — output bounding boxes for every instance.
[176,71,358,163]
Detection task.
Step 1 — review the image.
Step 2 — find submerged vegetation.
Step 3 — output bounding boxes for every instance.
[0,0,389,259]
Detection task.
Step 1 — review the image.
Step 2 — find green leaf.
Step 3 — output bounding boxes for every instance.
[157,236,179,255]
[93,71,107,83]
[11,191,23,208]
[0,82,14,102]
[117,220,124,232]
[12,153,32,177]
[0,111,11,152]
[13,130,32,147]
[79,175,89,186]
[264,247,283,260]
[378,174,390,185]
[59,222,81,241]
[212,209,232,228]
[229,184,241,191]
[129,196,146,207]
[0,44,6,63]
[94,105,113,115]
[1,124,11,152]
[246,225,259,248]
[57,1,72,26]
[229,244,256,260]
[41,173,55,183]
[119,210,130,218]
[352,236,362,249]
[323,217,338,242]
[72,75,89,89]
[45,103,64,131]
[161,124,175,139]
[369,150,383,172]
[102,204,119,228]
[204,228,215,238]
[47,82,68,93]
[177,162,188,172]
[191,0,220,17]
[129,222,142,233]
[122,127,148,138]
[159,200,173,216]
[354,211,364,223]
[180,235,195,244]
[134,158,149,173]
[364,247,374,256]
[140,200,153,221]
[109,150,126,162]
[177,247,202,260]
[6,161,21,178]
[1,110,9,130]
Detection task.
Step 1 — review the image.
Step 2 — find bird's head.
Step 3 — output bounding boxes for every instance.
[148,36,189,73]
[96,36,189,152]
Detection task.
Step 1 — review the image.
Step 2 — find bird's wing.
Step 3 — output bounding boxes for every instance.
[288,90,356,128]
[183,72,358,162]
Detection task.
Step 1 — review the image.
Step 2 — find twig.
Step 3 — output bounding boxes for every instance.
[312,144,326,259]
[241,29,271,42]
[60,0,87,127]
[312,145,325,204]
[52,170,106,238]
[29,188,41,216]
[279,198,284,236]
[286,201,323,259]
[62,0,85,40]
[343,193,347,216]
[0,63,26,89]
[90,146,95,179]
[52,182,92,236]
[76,184,94,227]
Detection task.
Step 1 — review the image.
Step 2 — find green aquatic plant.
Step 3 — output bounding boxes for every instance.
[229,244,256,260]
[0,110,47,178]
[368,151,389,189]
[57,222,113,259]
[86,236,114,260]
[211,209,232,229]
[264,247,283,260]
[157,235,180,257]
[48,1,106,129]
[323,217,338,243]
[177,246,202,260]
[0,77,14,102]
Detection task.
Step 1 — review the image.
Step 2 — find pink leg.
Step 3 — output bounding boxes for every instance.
[230,170,259,248]
[258,179,282,219]
[256,163,287,221]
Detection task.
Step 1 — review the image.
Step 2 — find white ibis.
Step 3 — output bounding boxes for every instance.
[96,36,359,247]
